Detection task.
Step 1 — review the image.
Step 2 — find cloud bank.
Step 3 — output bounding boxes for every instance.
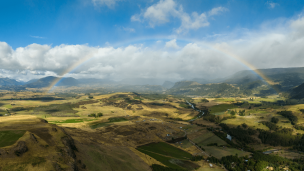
[1,14,304,82]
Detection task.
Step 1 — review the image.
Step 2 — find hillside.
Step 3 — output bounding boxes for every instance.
[25,76,79,88]
[162,81,175,89]
[171,81,202,89]
[168,82,242,97]
[290,83,304,99]
[225,67,304,91]
[0,78,23,86]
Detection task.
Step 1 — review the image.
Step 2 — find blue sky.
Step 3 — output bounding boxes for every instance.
[1,0,304,82]
[1,0,303,48]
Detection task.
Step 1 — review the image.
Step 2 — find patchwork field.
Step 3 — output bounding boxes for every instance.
[1,91,304,171]
[136,142,199,170]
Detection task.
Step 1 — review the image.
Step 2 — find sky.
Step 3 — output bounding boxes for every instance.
[0,0,304,82]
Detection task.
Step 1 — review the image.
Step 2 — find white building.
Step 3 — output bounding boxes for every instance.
[227,134,232,141]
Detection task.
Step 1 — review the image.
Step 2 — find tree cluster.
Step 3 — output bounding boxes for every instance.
[151,164,186,171]
[207,152,303,171]
[270,117,279,124]
[220,123,257,145]
[88,112,103,118]
[277,110,298,125]
[260,121,279,131]
[258,128,301,147]
[190,155,204,161]
[294,124,304,131]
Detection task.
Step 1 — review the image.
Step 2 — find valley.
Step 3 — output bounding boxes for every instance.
[1,85,304,170]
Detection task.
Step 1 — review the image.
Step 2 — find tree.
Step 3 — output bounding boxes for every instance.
[271,117,279,124]
[88,113,96,117]
[230,110,236,115]
[239,110,246,116]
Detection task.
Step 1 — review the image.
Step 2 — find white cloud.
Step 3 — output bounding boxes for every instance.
[208,7,229,16]
[143,0,177,27]
[30,35,46,39]
[92,0,120,8]
[2,15,304,82]
[165,39,179,49]
[266,1,279,9]
[131,0,227,33]
[123,27,135,33]
[175,11,209,34]
[131,14,142,22]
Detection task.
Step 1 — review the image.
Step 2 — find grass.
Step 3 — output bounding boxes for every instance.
[89,117,127,129]
[214,98,235,102]
[133,96,143,101]
[199,135,227,146]
[179,103,190,109]
[221,115,270,130]
[136,142,192,160]
[48,119,84,124]
[0,130,26,147]
[33,103,78,114]
[177,139,193,149]
[108,117,128,122]
[197,167,225,171]
[209,104,236,114]
[30,157,46,167]
[136,148,185,170]
[203,146,250,159]
[90,122,111,129]
[4,104,12,109]
[192,131,227,146]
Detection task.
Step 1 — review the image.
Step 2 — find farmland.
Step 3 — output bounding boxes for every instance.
[1,91,304,171]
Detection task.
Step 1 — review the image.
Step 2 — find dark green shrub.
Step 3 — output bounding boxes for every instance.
[88,113,96,117]
[271,117,279,124]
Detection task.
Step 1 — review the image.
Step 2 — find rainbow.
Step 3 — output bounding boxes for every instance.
[46,38,276,93]
[46,49,98,93]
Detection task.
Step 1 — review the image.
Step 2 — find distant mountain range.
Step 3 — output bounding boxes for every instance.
[162,81,175,89]
[25,76,78,88]
[0,77,24,86]
[224,67,304,90]
[1,67,304,98]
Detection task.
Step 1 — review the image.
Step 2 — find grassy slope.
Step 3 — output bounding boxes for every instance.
[0,130,26,147]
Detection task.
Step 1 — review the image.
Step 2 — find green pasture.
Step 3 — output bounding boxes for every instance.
[214,98,235,102]
[0,130,26,147]
[209,104,236,114]
[203,146,250,159]
[4,104,12,109]
[90,122,111,129]
[177,139,193,149]
[48,119,84,124]
[136,142,192,160]
[108,117,128,122]
[48,118,97,124]
[90,117,128,129]
[192,131,227,146]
